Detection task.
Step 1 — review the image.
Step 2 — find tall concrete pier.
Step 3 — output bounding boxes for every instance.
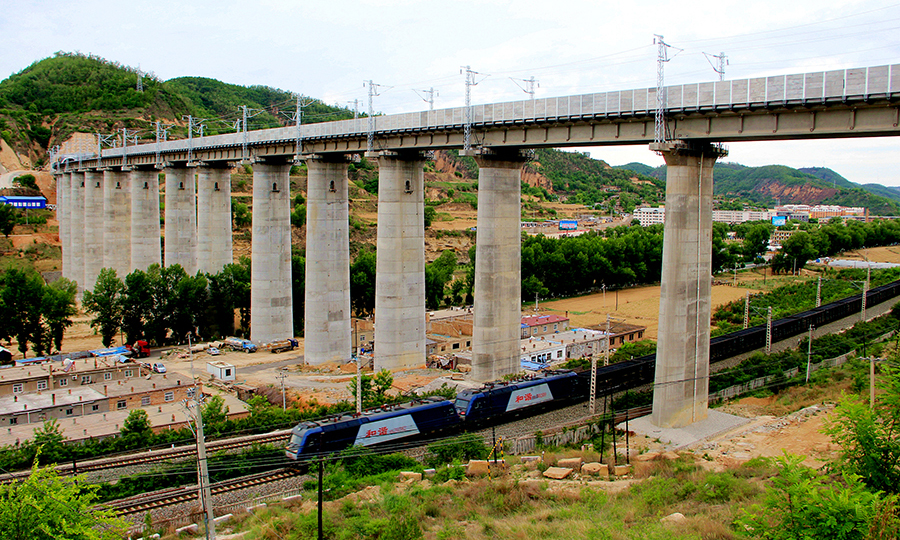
[82,170,104,292]
[304,155,351,365]
[163,164,197,274]
[197,164,233,274]
[651,141,726,428]
[58,173,71,282]
[374,152,426,371]
[250,159,293,343]
[69,171,85,294]
[103,169,132,279]
[471,150,528,382]
[130,167,162,272]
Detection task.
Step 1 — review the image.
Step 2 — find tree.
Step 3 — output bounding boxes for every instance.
[736,454,881,540]
[120,409,153,448]
[232,200,251,228]
[424,205,436,228]
[824,364,900,494]
[0,461,128,540]
[121,268,151,343]
[350,249,377,316]
[291,248,305,336]
[13,174,38,191]
[82,268,124,347]
[40,277,77,353]
[0,203,17,237]
[425,250,456,310]
[0,269,44,357]
[743,223,773,262]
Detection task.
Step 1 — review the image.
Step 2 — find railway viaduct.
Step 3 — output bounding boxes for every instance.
[54,64,900,428]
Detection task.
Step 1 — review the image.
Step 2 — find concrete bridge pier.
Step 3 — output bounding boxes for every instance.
[471,149,529,382]
[103,168,132,279]
[58,173,70,282]
[196,163,233,274]
[69,171,85,296]
[304,155,351,365]
[374,151,426,371]
[250,158,293,343]
[129,166,162,272]
[163,163,197,274]
[650,141,727,428]
[82,170,104,292]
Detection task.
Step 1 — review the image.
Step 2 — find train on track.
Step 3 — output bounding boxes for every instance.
[285,279,900,461]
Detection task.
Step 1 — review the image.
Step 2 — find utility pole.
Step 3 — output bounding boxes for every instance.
[347,99,359,119]
[743,291,750,329]
[766,306,772,354]
[816,276,822,308]
[364,80,384,155]
[355,319,362,414]
[460,66,487,153]
[293,94,314,159]
[805,325,813,383]
[870,356,876,409]
[238,106,264,163]
[414,87,438,110]
[703,51,728,81]
[277,369,287,410]
[652,35,680,147]
[510,76,539,99]
[183,334,216,540]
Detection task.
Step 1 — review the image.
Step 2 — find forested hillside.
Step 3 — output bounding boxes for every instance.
[0,52,355,167]
[528,149,665,211]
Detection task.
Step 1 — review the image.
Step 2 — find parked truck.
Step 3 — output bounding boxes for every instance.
[125,340,151,359]
[263,338,299,353]
[224,336,257,353]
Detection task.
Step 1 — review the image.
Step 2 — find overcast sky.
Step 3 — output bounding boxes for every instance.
[2,0,899,185]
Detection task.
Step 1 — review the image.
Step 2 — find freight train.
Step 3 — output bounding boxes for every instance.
[285,279,900,461]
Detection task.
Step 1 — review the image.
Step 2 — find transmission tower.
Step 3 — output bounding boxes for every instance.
[238,106,264,162]
[292,94,315,159]
[510,76,539,100]
[653,35,681,146]
[460,66,487,153]
[136,66,143,92]
[414,87,438,110]
[703,51,728,81]
[364,80,385,155]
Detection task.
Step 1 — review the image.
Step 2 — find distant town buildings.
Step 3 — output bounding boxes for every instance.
[633,204,868,227]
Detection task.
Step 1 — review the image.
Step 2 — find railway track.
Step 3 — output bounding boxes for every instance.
[104,467,303,516]
[0,429,291,484]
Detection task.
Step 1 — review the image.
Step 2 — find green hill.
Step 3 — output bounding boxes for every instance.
[529,149,665,211]
[613,160,900,215]
[0,52,355,167]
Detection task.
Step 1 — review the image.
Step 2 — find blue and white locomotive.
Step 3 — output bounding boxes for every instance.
[284,397,461,461]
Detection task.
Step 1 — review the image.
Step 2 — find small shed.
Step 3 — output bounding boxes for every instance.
[206,361,235,382]
[0,346,11,366]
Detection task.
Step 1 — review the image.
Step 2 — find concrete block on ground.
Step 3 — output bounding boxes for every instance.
[634,452,660,462]
[423,468,436,478]
[283,494,303,503]
[213,513,233,524]
[581,462,608,476]
[557,457,583,472]
[542,467,573,480]
[175,524,199,535]
[466,460,490,476]
[399,471,423,482]
[247,503,267,513]
[613,464,632,476]
[489,459,508,473]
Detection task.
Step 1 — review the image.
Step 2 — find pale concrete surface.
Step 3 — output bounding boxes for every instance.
[305,156,351,365]
[164,165,197,273]
[103,169,131,279]
[652,144,720,428]
[374,153,426,370]
[58,173,70,282]
[625,409,750,450]
[69,172,85,295]
[130,167,161,272]
[82,171,104,292]
[196,164,233,274]
[250,160,293,343]
[472,152,527,382]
